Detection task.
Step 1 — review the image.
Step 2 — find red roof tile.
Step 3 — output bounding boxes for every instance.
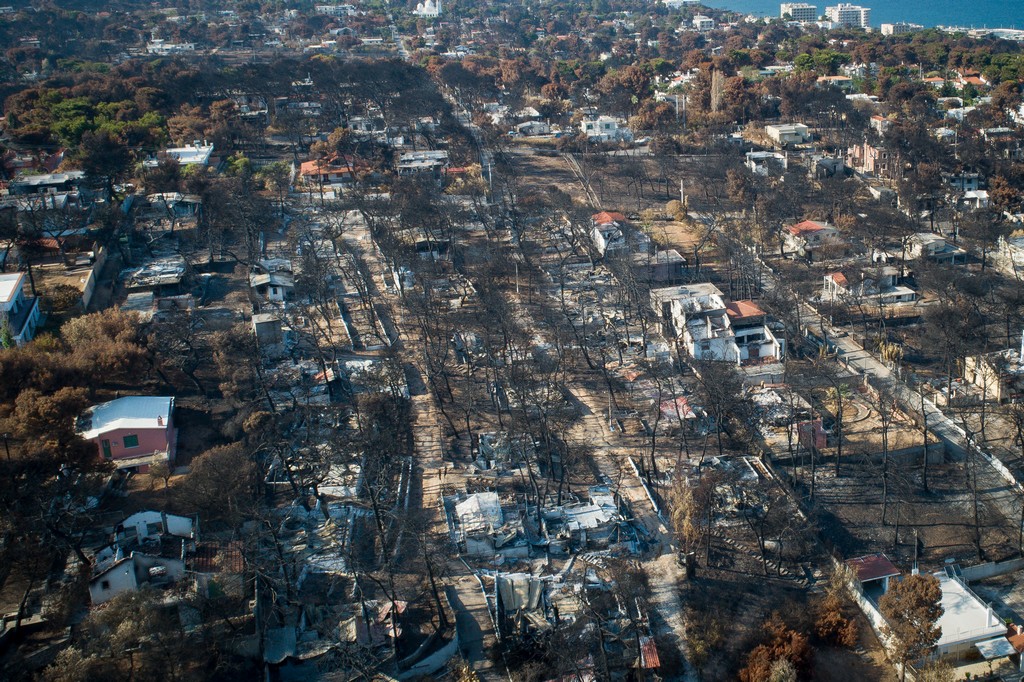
[726,299,765,320]
[592,211,626,224]
[827,271,848,286]
[639,635,661,669]
[846,553,900,582]
[786,220,829,236]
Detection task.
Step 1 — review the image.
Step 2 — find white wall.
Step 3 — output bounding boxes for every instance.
[89,560,138,604]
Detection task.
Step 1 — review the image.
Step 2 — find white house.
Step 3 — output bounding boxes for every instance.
[650,284,741,363]
[143,141,214,168]
[579,116,633,143]
[0,272,41,346]
[822,268,916,306]
[250,260,295,302]
[745,150,787,176]
[783,220,839,259]
[765,123,810,147]
[692,15,715,31]
[932,572,1006,659]
[512,120,551,136]
[116,511,196,545]
[907,232,967,263]
[726,300,784,364]
[89,511,196,605]
[961,190,990,210]
[146,39,195,55]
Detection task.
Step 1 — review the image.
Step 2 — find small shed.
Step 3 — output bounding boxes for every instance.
[846,553,900,598]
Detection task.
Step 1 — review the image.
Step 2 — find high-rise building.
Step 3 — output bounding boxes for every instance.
[780,3,817,22]
[825,3,870,28]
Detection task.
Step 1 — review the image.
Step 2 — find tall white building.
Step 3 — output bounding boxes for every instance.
[825,3,870,27]
[780,3,817,21]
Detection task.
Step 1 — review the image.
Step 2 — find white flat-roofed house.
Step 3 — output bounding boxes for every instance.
[881,21,922,35]
[0,272,40,346]
[692,15,715,31]
[580,116,633,143]
[143,141,214,168]
[907,232,967,264]
[961,190,990,210]
[932,571,1005,659]
[765,123,810,147]
[146,39,196,55]
[746,150,788,176]
[397,150,449,176]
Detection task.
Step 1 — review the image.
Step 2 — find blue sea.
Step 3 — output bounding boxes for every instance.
[700,0,1024,29]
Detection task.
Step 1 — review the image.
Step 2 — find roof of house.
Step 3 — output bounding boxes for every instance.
[0,272,24,304]
[845,553,899,582]
[826,271,849,286]
[638,635,661,669]
[299,155,369,176]
[935,572,1005,648]
[592,211,627,224]
[787,219,832,237]
[456,492,503,533]
[725,299,765,320]
[249,272,294,289]
[79,396,173,440]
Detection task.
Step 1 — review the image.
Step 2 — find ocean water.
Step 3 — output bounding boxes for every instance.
[699,0,1024,29]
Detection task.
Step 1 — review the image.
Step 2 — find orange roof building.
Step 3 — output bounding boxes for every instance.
[592,211,627,225]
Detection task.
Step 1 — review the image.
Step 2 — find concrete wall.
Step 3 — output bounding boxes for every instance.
[80,269,96,309]
[960,557,1024,582]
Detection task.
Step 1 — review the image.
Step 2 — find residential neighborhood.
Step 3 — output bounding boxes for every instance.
[1,0,1024,680]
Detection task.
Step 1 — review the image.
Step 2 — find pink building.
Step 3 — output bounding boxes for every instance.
[78,396,176,471]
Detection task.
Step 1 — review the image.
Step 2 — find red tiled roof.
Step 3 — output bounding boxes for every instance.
[726,299,765,320]
[786,220,829,236]
[827,271,849,286]
[846,553,900,583]
[961,77,985,86]
[592,211,626,224]
[299,154,369,177]
[639,635,661,669]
